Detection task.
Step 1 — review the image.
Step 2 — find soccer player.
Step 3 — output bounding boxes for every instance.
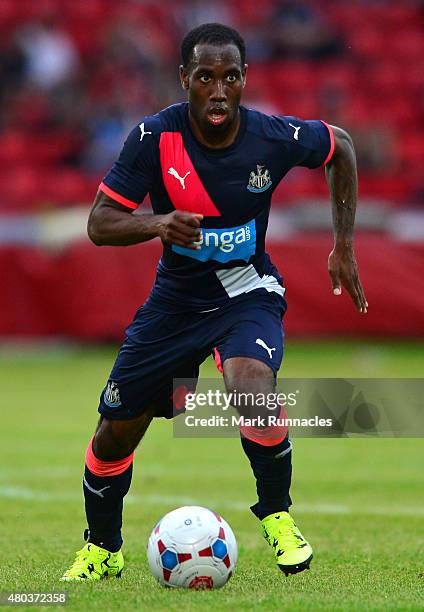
[62,23,367,581]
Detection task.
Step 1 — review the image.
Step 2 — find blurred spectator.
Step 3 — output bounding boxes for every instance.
[0,39,26,96]
[351,125,396,174]
[15,17,80,89]
[178,0,236,32]
[83,104,131,174]
[269,2,345,60]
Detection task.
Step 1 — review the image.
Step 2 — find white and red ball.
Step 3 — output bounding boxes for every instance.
[147,506,237,589]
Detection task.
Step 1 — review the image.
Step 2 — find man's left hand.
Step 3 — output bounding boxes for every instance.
[328,245,368,313]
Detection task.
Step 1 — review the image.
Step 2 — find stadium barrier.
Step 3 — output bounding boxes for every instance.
[2,234,423,338]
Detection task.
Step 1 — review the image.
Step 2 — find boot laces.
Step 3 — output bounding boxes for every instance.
[270,517,304,551]
[64,545,102,576]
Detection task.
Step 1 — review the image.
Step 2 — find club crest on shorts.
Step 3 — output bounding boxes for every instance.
[104,381,121,408]
[247,165,272,193]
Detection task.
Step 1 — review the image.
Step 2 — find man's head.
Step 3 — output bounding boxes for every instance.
[180,23,247,139]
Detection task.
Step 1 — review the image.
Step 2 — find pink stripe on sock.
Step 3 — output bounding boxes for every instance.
[240,406,289,446]
[85,436,134,476]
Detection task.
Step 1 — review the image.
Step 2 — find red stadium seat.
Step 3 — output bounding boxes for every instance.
[0,0,421,209]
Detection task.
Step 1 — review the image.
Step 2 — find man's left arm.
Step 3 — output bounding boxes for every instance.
[325,125,368,313]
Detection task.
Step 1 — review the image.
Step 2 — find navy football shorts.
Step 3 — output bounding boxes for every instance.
[98,290,287,420]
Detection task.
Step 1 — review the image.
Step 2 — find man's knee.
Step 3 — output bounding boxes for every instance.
[92,407,155,461]
[223,357,274,394]
[222,357,275,423]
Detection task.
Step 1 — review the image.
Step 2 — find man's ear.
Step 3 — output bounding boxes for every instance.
[242,64,248,88]
[179,65,189,90]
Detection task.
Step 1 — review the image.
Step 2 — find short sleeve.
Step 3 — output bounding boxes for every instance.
[278,116,335,170]
[99,120,158,209]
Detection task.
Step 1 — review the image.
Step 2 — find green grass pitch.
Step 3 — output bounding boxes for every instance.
[1,340,423,610]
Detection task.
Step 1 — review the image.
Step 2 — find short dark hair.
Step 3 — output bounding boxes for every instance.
[181,23,246,68]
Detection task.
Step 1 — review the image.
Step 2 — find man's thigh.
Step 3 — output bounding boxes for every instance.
[98,307,212,421]
[214,291,286,375]
[97,291,285,421]
[214,292,287,443]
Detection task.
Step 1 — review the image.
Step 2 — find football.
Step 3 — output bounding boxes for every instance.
[147,506,238,589]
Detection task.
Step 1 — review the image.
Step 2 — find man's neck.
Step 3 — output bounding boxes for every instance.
[188,109,241,149]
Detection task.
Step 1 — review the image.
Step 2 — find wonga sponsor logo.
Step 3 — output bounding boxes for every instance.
[172,220,256,263]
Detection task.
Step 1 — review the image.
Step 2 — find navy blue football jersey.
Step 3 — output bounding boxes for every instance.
[100,103,334,312]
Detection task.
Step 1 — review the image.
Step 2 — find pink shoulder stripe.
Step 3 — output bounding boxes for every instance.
[99,182,139,209]
[320,121,335,166]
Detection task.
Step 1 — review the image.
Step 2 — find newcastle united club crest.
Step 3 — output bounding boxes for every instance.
[104,381,121,408]
[247,165,272,193]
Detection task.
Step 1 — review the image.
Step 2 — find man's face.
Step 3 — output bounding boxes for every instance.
[180,43,247,135]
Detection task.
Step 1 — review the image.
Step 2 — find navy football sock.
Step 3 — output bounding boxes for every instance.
[83,463,133,552]
[241,435,292,520]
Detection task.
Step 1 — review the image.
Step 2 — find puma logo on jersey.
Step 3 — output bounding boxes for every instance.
[168,168,191,189]
[288,123,301,140]
[139,122,152,141]
[256,338,276,359]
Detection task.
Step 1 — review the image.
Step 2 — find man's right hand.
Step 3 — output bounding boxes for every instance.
[87,190,204,248]
[157,211,203,250]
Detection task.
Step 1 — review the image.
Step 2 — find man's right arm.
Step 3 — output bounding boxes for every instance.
[87,190,203,249]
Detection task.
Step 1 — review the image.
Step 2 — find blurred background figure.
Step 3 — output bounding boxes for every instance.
[15,16,80,90]
[268,1,345,60]
[0,0,423,339]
